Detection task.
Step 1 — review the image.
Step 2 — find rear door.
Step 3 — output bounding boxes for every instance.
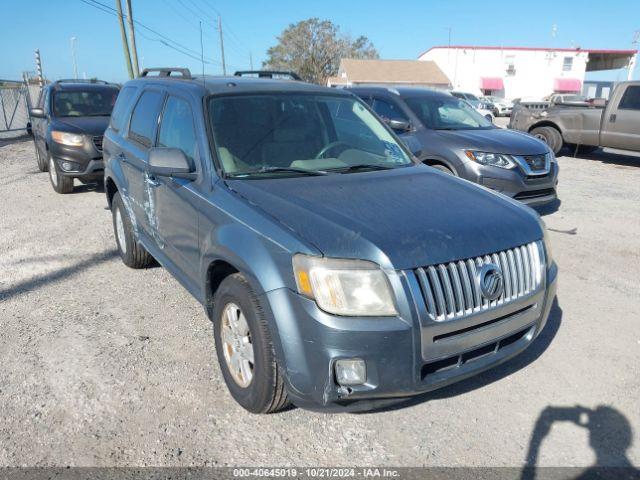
[600,84,640,151]
[148,94,201,278]
[123,88,165,239]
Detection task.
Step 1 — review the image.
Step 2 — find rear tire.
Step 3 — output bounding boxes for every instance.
[213,273,290,414]
[530,126,563,155]
[111,191,154,269]
[48,154,74,194]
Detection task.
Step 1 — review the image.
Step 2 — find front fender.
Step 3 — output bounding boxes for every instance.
[199,221,317,299]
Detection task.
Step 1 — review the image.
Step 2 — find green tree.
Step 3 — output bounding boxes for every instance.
[264,18,379,85]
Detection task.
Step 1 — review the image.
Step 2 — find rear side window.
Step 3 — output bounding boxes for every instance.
[110,86,136,132]
[158,96,197,161]
[618,86,640,110]
[129,90,164,148]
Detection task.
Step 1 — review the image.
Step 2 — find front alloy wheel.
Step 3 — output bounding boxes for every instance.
[48,155,73,194]
[220,302,255,388]
[212,273,289,413]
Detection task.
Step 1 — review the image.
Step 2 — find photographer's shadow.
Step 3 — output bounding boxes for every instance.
[521,405,639,480]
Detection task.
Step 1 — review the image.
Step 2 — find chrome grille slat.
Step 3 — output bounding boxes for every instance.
[438,264,456,316]
[457,260,474,311]
[427,266,447,317]
[415,242,543,321]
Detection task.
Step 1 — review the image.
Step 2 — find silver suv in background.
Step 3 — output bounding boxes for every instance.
[348,87,559,206]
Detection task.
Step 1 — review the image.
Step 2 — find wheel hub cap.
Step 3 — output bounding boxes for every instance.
[221,303,254,388]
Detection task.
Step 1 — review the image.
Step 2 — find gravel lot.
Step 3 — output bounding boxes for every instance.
[0,136,639,469]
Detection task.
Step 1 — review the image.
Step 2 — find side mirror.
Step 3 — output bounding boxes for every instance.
[30,108,45,118]
[385,118,411,133]
[148,147,197,180]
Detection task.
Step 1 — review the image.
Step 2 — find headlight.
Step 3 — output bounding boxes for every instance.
[465,151,516,169]
[540,220,554,268]
[292,254,398,316]
[51,131,84,146]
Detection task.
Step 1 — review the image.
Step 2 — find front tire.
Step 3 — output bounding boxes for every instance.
[428,163,455,175]
[530,126,563,155]
[48,154,74,194]
[213,273,289,414]
[35,145,48,172]
[111,191,154,269]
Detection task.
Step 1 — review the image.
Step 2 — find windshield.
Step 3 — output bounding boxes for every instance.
[405,96,494,130]
[208,94,413,177]
[52,88,119,117]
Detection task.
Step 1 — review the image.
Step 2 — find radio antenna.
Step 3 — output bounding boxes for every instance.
[199,21,205,86]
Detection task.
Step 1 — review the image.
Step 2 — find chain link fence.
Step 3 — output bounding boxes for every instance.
[0,79,39,141]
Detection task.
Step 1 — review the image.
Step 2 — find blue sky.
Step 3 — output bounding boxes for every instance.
[1,0,638,83]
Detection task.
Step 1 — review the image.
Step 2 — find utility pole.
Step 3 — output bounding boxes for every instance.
[115,0,134,79]
[34,49,44,88]
[125,0,140,77]
[629,30,640,81]
[218,15,226,75]
[71,37,78,79]
[249,51,253,70]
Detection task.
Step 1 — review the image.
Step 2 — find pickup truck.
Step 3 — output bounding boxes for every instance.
[509,81,640,156]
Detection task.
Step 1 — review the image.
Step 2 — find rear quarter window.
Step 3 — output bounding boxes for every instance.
[110,86,137,132]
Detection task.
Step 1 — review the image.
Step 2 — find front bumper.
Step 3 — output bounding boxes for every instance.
[458,159,559,206]
[265,261,557,411]
[49,137,104,179]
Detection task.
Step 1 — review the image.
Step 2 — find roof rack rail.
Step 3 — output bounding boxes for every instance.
[140,68,192,79]
[54,78,111,85]
[233,70,301,81]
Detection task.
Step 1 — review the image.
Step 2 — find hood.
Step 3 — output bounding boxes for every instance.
[226,165,542,270]
[429,127,548,156]
[51,116,110,136]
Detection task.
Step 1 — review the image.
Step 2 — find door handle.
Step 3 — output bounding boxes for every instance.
[609,113,617,123]
[147,175,161,187]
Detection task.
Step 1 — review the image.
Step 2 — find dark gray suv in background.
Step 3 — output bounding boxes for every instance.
[348,87,559,206]
[103,68,557,413]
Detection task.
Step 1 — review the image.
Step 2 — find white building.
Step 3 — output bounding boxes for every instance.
[419,45,636,100]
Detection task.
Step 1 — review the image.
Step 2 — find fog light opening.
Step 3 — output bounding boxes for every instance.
[335,359,366,386]
[60,161,79,172]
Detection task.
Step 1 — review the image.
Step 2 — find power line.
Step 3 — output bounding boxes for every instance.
[78,0,247,72]
[79,0,219,64]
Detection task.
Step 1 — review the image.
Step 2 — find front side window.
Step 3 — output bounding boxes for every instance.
[129,90,164,148]
[371,98,408,122]
[52,88,119,117]
[405,96,494,130]
[208,94,412,177]
[158,96,197,161]
[618,86,640,110]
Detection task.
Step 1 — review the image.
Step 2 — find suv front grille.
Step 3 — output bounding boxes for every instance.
[414,242,543,321]
[93,136,103,152]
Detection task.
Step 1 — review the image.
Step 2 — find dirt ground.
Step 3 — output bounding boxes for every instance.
[0,137,639,469]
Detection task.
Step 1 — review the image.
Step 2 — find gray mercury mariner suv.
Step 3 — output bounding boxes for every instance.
[103,68,557,413]
[347,87,559,207]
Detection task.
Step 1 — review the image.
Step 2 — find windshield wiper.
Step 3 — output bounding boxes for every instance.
[328,164,395,173]
[228,166,330,178]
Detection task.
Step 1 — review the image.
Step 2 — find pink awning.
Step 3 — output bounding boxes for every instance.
[480,77,504,90]
[554,78,582,92]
